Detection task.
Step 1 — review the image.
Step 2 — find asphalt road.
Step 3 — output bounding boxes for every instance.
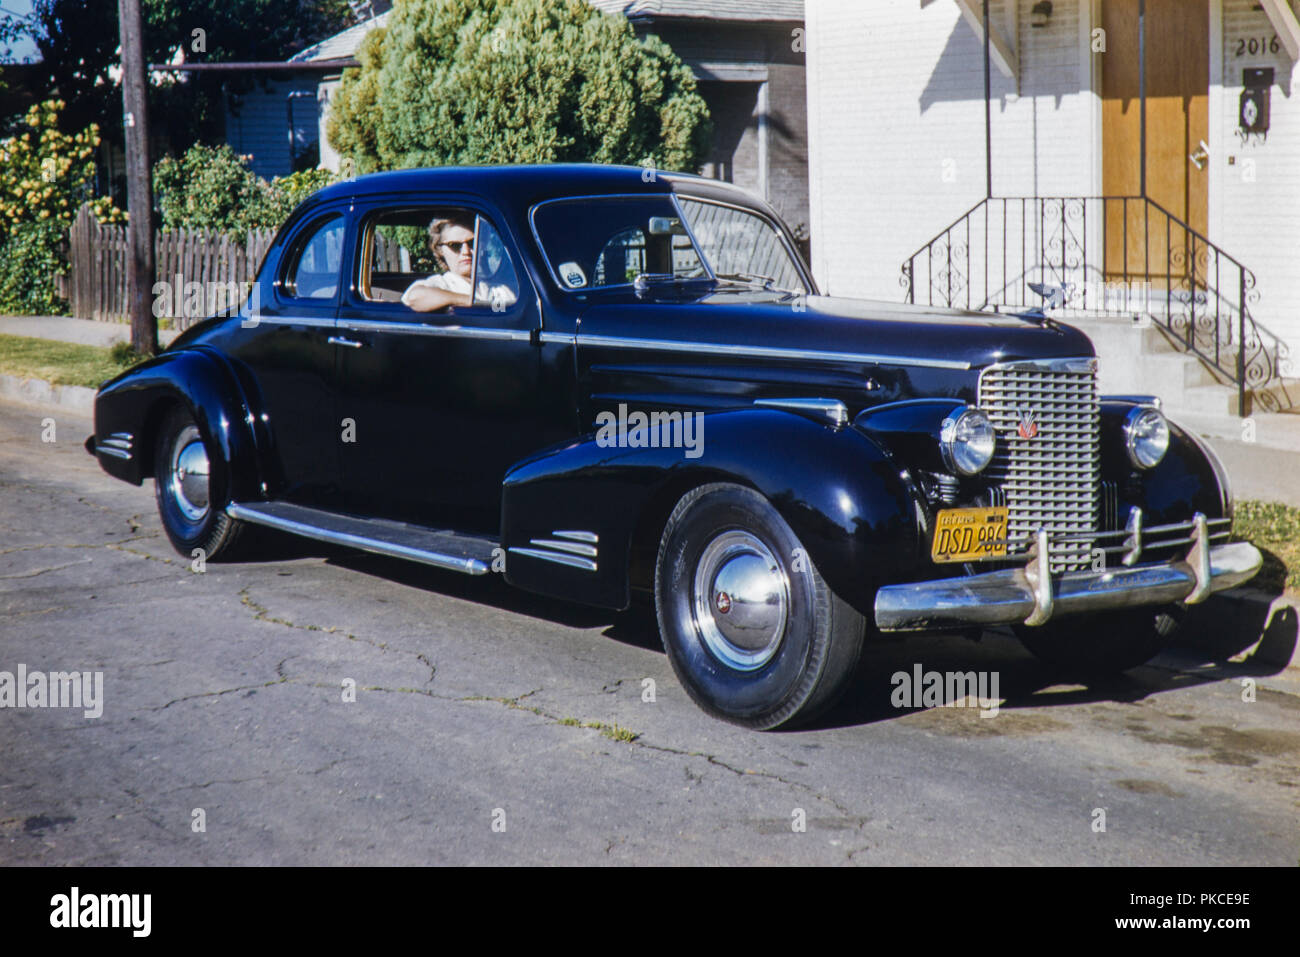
[1,397,1298,865]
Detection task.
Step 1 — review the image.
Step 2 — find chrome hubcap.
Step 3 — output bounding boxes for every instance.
[692,530,789,671]
[168,425,210,522]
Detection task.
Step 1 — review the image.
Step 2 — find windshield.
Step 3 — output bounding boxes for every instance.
[531,194,808,295]
[531,196,707,291]
[676,197,808,295]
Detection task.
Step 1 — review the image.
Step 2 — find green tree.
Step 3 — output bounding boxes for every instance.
[14,1,354,171]
[328,0,711,174]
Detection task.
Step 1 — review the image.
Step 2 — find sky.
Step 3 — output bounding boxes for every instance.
[1,0,39,64]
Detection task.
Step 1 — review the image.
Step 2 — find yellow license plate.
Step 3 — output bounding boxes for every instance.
[931,507,1009,563]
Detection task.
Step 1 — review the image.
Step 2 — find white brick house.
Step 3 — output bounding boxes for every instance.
[804,0,1300,411]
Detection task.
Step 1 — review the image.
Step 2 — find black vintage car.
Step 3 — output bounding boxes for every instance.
[88,164,1261,729]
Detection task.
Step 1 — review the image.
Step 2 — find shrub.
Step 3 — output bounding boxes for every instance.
[154,144,335,236]
[0,99,122,314]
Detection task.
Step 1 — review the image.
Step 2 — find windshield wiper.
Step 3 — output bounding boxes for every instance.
[712,271,804,298]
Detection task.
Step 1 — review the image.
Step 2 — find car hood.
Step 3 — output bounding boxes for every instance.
[578,292,1095,371]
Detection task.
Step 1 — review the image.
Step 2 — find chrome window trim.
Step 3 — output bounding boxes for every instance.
[347,200,532,322]
[275,209,348,306]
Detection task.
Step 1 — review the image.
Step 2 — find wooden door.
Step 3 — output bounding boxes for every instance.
[1102,0,1209,285]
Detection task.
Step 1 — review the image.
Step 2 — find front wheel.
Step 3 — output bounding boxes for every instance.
[1014,607,1180,675]
[654,483,865,730]
[153,405,244,559]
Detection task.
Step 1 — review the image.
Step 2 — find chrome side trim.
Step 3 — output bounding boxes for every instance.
[553,530,598,543]
[97,446,132,461]
[753,397,849,429]
[528,538,598,558]
[225,503,490,575]
[249,316,336,330]
[537,331,575,346]
[572,333,972,371]
[508,546,598,572]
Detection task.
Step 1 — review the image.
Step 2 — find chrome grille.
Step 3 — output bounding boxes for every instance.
[978,357,1100,572]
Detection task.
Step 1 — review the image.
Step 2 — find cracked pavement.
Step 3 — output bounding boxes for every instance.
[1,397,1298,865]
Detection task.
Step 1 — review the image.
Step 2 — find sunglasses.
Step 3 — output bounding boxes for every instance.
[439,239,475,254]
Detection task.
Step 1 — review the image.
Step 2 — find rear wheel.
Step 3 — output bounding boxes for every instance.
[153,405,244,559]
[654,483,865,730]
[1015,607,1179,675]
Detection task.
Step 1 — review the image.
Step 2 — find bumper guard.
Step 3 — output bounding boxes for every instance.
[874,512,1262,633]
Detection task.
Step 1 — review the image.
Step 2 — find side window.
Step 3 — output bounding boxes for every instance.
[359,206,521,314]
[282,214,345,300]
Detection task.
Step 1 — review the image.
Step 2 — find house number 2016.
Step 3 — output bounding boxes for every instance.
[1236,35,1280,56]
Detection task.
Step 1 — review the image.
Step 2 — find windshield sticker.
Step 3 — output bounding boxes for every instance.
[559,262,587,288]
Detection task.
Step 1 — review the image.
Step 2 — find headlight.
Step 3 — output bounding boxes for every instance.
[940,408,996,476]
[1124,406,1170,469]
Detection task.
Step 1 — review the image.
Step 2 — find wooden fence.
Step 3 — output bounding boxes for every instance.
[63,205,276,329]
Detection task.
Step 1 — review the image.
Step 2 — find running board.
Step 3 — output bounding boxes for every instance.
[226,501,497,575]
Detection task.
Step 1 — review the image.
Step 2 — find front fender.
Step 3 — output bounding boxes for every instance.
[501,408,925,615]
[92,347,263,502]
[1100,401,1230,525]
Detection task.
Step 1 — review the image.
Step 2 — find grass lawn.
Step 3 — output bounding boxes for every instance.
[1232,499,1300,597]
[0,334,144,389]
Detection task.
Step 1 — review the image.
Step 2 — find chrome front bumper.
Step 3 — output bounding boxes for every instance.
[874,514,1263,633]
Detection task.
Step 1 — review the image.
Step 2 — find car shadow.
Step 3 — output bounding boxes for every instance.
[228,527,1298,731]
[807,586,1298,732]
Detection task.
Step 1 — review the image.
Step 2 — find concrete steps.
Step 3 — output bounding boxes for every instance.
[1061,312,1299,423]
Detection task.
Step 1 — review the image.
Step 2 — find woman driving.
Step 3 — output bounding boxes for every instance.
[402,211,518,313]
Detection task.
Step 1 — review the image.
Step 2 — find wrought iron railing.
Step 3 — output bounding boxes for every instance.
[900,196,1295,415]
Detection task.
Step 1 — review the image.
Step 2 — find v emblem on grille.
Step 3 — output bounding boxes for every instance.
[1016,406,1039,440]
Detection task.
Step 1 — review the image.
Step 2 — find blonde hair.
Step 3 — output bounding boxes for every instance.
[427,212,474,249]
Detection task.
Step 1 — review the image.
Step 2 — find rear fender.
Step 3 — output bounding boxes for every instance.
[92,347,263,503]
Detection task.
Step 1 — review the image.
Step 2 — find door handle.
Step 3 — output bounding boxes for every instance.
[328,335,365,349]
[1189,139,1210,170]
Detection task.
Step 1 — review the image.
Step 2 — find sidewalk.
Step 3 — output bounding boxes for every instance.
[0,315,179,347]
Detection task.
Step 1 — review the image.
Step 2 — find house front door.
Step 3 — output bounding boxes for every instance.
[1102,0,1210,287]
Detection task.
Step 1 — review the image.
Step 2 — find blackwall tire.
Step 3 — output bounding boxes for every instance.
[654,482,865,730]
[153,405,244,560]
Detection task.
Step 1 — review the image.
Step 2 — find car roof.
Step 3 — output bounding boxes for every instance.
[311,163,766,211]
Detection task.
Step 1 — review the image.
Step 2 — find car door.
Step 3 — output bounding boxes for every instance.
[228,204,349,508]
[332,196,559,535]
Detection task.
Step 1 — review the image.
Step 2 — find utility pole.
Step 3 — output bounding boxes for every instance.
[118,0,157,356]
